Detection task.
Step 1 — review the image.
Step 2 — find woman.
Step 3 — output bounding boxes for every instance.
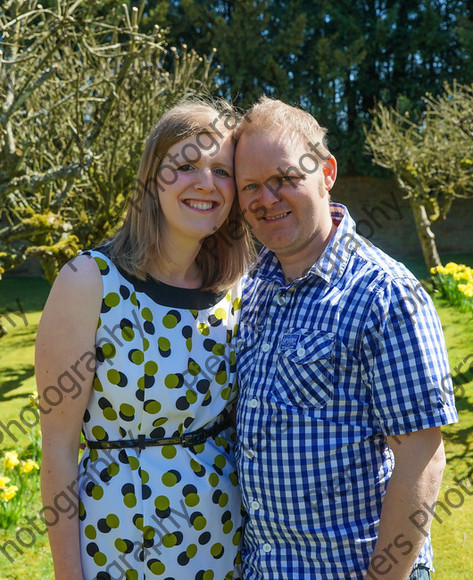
[36,99,254,580]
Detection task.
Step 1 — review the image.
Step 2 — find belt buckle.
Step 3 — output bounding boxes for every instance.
[181,430,206,448]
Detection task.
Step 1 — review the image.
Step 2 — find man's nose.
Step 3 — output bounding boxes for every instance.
[259,178,282,205]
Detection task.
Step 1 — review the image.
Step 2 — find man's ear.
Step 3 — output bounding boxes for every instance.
[323,156,337,191]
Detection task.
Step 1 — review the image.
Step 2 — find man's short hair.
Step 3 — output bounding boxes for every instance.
[235,96,330,160]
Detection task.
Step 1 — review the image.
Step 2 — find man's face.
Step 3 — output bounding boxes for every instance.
[235,132,337,264]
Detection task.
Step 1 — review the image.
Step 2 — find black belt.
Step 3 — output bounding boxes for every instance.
[85,418,230,450]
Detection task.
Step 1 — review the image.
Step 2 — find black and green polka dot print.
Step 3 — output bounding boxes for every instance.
[78,249,243,579]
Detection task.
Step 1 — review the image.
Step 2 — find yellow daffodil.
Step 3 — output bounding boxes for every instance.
[444,262,462,274]
[458,283,473,297]
[0,485,18,502]
[3,451,20,470]
[432,262,473,311]
[0,475,11,487]
[28,391,39,408]
[20,459,40,474]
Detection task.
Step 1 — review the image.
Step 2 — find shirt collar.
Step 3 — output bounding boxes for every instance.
[249,203,357,286]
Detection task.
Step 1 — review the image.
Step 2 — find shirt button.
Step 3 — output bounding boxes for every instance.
[277,294,286,305]
[262,543,272,553]
[245,448,256,459]
[249,398,258,408]
[261,343,270,352]
[297,347,306,357]
[250,500,260,510]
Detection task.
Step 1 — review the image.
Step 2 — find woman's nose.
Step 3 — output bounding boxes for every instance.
[194,168,214,191]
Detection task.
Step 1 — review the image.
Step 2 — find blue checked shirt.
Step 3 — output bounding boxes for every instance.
[236,203,458,579]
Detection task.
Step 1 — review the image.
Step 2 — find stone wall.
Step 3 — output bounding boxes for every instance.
[331,176,473,261]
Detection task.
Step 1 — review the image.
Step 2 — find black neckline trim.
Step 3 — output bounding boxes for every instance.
[89,246,227,310]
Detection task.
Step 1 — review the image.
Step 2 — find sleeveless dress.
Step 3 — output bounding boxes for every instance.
[78,249,243,580]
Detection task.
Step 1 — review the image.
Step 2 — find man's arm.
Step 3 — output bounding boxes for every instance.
[365,427,446,580]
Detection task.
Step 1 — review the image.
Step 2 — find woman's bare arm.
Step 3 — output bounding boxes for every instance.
[36,255,102,580]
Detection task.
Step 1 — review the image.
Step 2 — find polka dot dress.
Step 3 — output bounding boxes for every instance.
[78,249,243,579]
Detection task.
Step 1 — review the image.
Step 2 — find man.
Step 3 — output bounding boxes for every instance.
[233,97,457,580]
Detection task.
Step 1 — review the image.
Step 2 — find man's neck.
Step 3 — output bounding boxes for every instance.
[279,222,338,284]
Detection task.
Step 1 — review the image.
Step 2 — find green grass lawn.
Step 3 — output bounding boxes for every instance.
[0,277,53,579]
[428,292,473,578]
[1,271,472,579]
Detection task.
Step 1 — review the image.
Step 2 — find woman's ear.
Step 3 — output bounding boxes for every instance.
[323,156,337,191]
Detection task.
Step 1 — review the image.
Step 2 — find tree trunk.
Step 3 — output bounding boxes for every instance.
[409,200,442,272]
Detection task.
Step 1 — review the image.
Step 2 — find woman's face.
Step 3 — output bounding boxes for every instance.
[156,132,236,247]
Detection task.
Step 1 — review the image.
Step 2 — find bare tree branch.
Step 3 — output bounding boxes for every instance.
[0,0,216,281]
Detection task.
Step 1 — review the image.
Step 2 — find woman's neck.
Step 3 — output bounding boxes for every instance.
[148,239,203,289]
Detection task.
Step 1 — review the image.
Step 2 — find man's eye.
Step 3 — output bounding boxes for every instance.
[177,164,194,172]
[214,168,231,177]
[281,175,300,182]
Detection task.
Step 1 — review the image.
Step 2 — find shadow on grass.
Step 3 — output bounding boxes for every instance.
[444,391,473,481]
[442,361,473,479]
[1,330,37,351]
[0,277,50,314]
[0,365,35,402]
[453,367,473,387]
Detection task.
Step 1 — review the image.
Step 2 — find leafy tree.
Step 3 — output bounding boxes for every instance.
[287,0,473,173]
[115,1,473,174]
[365,83,473,271]
[141,0,307,106]
[0,0,215,281]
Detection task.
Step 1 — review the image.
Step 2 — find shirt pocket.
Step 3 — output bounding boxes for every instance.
[275,331,335,409]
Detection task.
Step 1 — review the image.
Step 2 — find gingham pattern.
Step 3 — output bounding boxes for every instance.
[236,203,458,579]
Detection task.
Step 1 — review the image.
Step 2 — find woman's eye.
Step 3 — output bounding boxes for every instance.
[177,164,194,172]
[214,168,231,177]
[242,183,258,191]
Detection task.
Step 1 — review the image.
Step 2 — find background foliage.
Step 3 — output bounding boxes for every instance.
[365,81,473,270]
[139,0,473,173]
[1,0,473,278]
[0,0,216,281]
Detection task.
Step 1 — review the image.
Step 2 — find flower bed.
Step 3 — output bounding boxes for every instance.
[0,397,41,529]
[431,262,473,312]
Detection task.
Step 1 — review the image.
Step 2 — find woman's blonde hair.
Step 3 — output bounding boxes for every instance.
[108,98,254,291]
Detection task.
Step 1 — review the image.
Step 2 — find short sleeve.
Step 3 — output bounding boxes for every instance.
[361,276,458,436]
